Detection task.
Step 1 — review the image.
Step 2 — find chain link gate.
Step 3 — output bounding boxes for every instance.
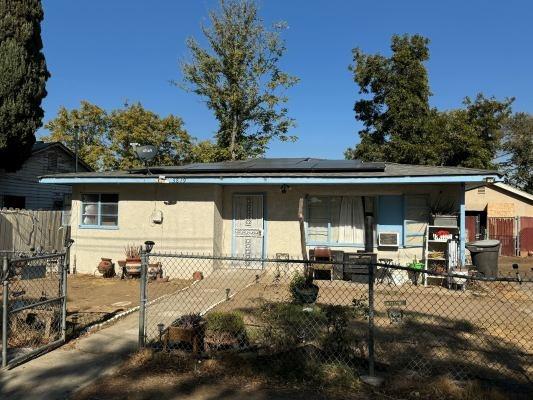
[1,250,69,368]
[138,251,532,389]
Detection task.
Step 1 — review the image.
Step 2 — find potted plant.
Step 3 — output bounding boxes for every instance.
[429,198,458,227]
[124,244,142,276]
[289,272,319,304]
[163,314,206,353]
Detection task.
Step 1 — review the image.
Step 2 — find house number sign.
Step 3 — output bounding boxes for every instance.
[235,229,262,237]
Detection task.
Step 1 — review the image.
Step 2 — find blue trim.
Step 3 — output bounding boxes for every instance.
[78,225,119,230]
[377,195,404,247]
[80,192,119,229]
[40,174,502,185]
[231,193,266,258]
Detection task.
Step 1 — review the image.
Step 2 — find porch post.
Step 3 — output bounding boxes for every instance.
[460,183,466,265]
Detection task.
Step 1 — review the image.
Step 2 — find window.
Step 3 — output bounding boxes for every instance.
[306,196,365,245]
[81,194,118,227]
[477,187,486,195]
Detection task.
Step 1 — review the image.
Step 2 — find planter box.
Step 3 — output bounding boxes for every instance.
[163,324,205,353]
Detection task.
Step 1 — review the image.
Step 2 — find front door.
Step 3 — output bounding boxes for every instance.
[233,194,264,268]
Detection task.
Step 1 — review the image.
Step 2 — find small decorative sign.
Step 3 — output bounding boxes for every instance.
[384,300,407,307]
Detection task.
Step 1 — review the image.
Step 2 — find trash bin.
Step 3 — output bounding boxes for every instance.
[466,240,500,277]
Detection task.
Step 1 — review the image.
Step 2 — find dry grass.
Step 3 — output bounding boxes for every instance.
[382,374,521,400]
[73,349,530,400]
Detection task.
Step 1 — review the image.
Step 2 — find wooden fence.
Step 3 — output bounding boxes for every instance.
[0,208,67,252]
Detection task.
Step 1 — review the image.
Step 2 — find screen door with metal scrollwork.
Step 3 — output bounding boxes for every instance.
[232,194,264,268]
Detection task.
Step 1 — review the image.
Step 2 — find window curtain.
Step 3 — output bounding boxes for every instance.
[331,196,365,244]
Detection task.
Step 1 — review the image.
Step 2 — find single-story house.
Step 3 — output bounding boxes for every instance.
[39,158,501,275]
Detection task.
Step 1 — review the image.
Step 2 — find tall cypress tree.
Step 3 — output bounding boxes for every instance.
[0,0,49,171]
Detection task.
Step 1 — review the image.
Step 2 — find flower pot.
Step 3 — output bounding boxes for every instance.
[193,271,204,281]
[293,284,319,304]
[98,258,115,278]
[125,257,141,276]
[148,262,162,280]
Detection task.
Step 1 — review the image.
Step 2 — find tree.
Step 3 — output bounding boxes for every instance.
[438,94,513,169]
[180,0,299,160]
[499,113,533,193]
[43,101,195,171]
[346,34,513,169]
[44,101,112,170]
[345,34,436,165]
[0,0,49,171]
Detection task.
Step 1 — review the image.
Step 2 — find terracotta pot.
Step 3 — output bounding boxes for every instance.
[117,260,127,268]
[98,258,115,277]
[193,271,204,281]
[125,257,141,275]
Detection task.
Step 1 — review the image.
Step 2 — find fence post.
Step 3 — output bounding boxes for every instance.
[60,254,68,342]
[2,256,9,368]
[367,264,375,377]
[138,250,148,348]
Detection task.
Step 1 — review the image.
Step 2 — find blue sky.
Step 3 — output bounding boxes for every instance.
[39,0,533,159]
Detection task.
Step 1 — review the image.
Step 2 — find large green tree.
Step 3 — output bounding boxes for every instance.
[43,101,196,171]
[499,113,533,193]
[346,34,435,165]
[180,0,299,160]
[346,34,513,169]
[0,0,49,171]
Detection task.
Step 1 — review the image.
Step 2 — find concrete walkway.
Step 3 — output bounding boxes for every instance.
[0,268,261,400]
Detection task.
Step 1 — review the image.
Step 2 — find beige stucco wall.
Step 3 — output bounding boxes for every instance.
[466,185,533,217]
[69,184,221,275]
[69,182,463,275]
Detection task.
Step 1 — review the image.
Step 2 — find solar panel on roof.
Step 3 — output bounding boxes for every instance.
[128,158,386,174]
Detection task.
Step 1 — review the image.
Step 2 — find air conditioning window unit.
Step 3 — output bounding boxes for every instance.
[378,232,399,247]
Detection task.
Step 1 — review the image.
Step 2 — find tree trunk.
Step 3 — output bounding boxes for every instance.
[229,114,238,160]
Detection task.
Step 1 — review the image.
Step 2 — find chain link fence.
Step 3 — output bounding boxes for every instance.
[1,252,67,368]
[139,252,532,388]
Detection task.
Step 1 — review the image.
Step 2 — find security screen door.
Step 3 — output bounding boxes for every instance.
[232,194,264,268]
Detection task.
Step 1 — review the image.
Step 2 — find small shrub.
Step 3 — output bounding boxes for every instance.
[205,311,245,336]
[258,302,326,348]
[204,311,247,349]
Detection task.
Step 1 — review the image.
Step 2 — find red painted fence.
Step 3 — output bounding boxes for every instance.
[488,217,516,256]
[520,217,533,255]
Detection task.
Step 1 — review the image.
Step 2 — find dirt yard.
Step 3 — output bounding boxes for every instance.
[66,274,192,334]
[499,256,533,276]
[72,349,522,400]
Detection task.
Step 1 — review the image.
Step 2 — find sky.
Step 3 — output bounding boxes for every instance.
[39,0,533,159]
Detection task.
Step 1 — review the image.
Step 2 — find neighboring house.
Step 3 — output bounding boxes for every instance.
[39,158,501,274]
[465,182,533,255]
[0,141,92,210]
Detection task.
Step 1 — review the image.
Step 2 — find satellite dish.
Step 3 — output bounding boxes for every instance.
[135,145,158,163]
